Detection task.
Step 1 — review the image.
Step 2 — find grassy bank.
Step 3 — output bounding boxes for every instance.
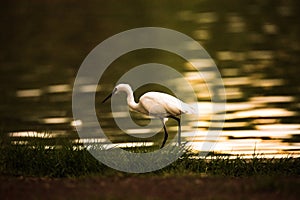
[1,134,300,177]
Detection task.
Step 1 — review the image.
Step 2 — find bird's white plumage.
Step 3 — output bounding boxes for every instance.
[139,92,195,117]
[111,83,196,118]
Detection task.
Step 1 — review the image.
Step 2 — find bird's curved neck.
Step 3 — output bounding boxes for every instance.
[123,87,138,110]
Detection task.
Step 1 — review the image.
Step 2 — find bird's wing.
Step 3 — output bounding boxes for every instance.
[139,92,194,117]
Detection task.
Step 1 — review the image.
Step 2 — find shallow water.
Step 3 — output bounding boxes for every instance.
[1,0,299,158]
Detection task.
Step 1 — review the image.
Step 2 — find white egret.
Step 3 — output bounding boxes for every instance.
[102,84,196,148]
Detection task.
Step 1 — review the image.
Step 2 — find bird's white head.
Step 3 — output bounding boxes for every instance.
[102,83,133,103]
[114,84,132,94]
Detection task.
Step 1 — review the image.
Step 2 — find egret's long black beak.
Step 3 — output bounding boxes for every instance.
[102,93,113,103]
[102,88,117,103]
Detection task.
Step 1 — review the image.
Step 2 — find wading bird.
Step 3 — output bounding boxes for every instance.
[102,84,196,148]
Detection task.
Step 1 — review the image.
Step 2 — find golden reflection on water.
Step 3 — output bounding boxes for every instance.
[47,84,71,93]
[16,89,42,97]
[177,59,299,157]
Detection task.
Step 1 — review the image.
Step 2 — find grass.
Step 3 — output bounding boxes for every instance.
[1,133,300,178]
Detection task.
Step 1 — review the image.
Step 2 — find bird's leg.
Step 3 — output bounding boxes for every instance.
[169,116,181,146]
[160,118,168,148]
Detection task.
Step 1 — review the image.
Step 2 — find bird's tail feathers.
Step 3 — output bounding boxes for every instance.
[181,103,198,115]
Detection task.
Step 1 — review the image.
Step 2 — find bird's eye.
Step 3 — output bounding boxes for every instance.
[113,88,117,94]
